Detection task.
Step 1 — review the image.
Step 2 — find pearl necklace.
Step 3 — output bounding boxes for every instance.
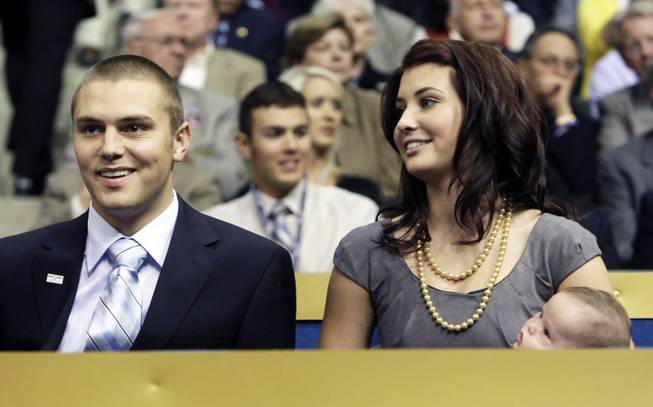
[416,201,513,332]
[423,200,508,281]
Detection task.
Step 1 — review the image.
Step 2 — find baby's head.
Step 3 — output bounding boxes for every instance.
[513,287,631,349]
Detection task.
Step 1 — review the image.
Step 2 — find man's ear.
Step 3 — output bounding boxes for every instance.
[235,131,253,160]
[173,121,192,162]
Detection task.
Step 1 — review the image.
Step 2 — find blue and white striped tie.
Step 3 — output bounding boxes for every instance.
[85,238,148,351]
[266,201,294,252]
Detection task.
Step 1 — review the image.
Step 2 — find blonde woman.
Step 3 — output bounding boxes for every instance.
[284,13,400,200]
[280,65,380,204]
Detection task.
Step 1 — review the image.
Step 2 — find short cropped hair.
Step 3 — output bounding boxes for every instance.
[562,287,631,348]
[239,81,306,138]
[284,13,354,68]
[70,54,184,132]
[605,1,653,50]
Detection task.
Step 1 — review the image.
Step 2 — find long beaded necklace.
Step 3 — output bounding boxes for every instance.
[416,199,513,332]
[423,200,508,281]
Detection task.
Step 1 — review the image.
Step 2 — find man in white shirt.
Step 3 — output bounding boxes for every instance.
[0,55,295,351]
[204,82,378,273]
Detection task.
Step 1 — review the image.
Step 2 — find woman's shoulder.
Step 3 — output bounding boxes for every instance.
[534,212,597,243]
[521,212,601,279]
[333,220,392,289]
[338,220,386,251]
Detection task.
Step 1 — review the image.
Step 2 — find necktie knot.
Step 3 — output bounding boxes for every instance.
[268,201,290,220]
[107,238,148,272]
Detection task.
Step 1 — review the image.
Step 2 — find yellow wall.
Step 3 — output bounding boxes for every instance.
[0,349,649,406]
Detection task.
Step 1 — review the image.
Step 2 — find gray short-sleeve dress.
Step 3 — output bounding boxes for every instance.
[333,213,601,348]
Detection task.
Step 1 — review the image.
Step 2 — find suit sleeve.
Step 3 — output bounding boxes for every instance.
[630,191,653,268]
[546,118,599,194]
[598,96,631,150]
[197,97,247,200]
[173,163,223,211]
[235,246,296,349]
[365,91,401,200]
[597,150,636,262]
[237,60,265,100]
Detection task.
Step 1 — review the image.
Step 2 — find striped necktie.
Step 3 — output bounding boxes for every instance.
[85,238,148,351]
[266,201,294,253]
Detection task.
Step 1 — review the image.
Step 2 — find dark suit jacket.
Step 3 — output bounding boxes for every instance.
[0,199,296,350]
[598,83,653,150]
[630,190,653,268]
[216,5,284,79]
[545,103,600,212]
[597,132,653,263]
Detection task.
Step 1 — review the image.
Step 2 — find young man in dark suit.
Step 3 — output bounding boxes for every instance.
[0,55,296,351]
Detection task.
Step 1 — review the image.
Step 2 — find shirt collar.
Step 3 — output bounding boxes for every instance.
[84,192,180,274]
[256,179,307,216]
[202,41,215,55]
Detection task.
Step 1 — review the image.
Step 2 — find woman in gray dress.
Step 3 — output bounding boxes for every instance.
[320,39,615,348]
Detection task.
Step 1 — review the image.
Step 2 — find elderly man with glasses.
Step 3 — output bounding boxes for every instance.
[516,29,597,205]
[516,26,622,269]
[597,1,653,151]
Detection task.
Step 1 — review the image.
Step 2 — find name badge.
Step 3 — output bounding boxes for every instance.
[46,273,64,285]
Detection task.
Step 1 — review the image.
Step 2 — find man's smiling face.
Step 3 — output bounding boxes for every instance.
[73,78,188,229]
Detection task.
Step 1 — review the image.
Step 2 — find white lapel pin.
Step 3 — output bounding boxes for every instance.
[46,273,64,285]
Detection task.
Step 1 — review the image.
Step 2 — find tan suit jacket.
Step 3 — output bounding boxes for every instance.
[205,48,266,101]
[35,163,222,228]
[338,86,400,200]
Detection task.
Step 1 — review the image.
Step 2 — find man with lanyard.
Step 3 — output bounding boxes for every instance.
[205,81,378,273]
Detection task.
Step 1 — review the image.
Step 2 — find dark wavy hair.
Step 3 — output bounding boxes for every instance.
[380,39,568,253]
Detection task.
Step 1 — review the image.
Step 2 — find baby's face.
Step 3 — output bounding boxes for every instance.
[513,292,583,349]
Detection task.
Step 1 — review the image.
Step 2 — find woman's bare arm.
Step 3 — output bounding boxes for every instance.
[319,268,375,348]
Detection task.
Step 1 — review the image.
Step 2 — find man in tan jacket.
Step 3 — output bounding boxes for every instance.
[168,0,266,100]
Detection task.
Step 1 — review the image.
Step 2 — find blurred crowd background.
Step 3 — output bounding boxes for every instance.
[2,0,653,269]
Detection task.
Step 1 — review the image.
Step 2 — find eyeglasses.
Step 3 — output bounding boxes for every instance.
[533,55,580,73]
[622,35,653,56]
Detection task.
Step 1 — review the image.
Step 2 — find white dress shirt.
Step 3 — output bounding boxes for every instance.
[179,43,212,91]
[58,192,179,352]
[590,49,639,103]
[204,181,378,273]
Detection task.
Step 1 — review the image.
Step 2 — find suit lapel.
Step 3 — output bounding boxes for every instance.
[132,200,220,350]
[639,133,653,168]
[206,53,230,94]
[31,215,88,350]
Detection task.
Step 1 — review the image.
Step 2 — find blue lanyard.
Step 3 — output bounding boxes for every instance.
[252,179,308,269]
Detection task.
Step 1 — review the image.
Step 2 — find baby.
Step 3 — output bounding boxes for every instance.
[513,286,631,349]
